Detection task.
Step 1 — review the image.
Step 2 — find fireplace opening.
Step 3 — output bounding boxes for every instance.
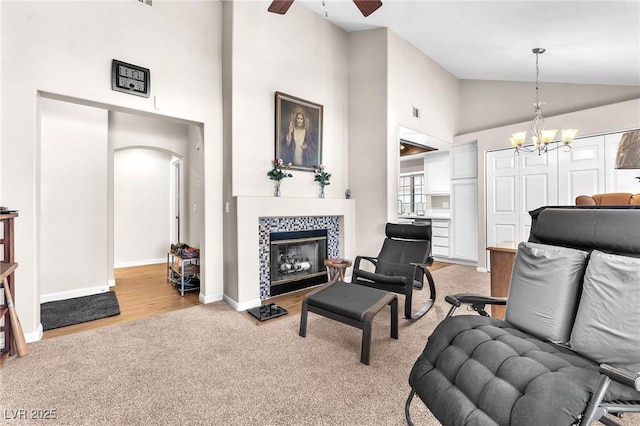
[269,229,328,296]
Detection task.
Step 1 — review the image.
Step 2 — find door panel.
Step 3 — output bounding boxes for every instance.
[519,149,557,242]
[486,150,519,250]
[558,136,605,204]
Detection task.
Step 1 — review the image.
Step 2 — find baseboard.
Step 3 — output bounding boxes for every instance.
[443,258,479,268]
[40,285,110,304]
[1,323,44,347]
[477,267,488,273]
[108,279,116,287]
[114,258,165,268]
[26,323,44,343]
[223,294,260,311]
[200,292,223,304]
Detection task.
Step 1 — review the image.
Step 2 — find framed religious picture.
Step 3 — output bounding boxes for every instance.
[275,91,323,171]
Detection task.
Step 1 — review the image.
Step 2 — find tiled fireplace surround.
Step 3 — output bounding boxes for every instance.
[234,196,356,311]
[259,216,339,299]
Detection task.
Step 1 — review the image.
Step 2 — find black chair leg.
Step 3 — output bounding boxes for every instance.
[405,389,417,426]
[390,297,398,339]
[299,300,309,337]
[406,268,437,320]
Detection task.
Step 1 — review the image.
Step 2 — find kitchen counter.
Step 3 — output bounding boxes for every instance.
[399,210,451,220]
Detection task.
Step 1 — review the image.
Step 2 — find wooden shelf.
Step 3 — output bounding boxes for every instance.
[0,263,18,281]
[1,212,18,366]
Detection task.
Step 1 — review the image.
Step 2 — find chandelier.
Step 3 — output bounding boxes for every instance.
[509,48,578,155]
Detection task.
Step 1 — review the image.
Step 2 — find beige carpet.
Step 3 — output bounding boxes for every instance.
[1,266,637,425]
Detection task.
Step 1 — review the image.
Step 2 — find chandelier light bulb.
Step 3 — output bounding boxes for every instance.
[561,129,579,145]
[541,129,558,144]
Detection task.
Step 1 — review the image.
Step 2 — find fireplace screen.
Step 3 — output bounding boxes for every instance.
[270,229,328,295]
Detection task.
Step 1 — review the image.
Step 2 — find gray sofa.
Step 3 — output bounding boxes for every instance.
[406,207,640,425]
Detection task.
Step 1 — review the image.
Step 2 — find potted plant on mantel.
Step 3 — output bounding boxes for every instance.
[267,158,292,197]
[314,165,331,198]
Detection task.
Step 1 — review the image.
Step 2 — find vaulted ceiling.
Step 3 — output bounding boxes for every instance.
[300,0,640,87]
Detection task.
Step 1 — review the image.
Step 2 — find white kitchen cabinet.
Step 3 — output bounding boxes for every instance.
[431,219,450,258]
[449,142,478,262]
[451,142,477,179]
[424,153,450,194]
[451,178,477,261]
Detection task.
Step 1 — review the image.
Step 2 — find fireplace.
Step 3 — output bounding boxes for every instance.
[258,215,340,300]
[269,229,328,296]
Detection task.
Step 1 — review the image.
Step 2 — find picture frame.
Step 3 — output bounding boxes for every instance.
[274,91,323,171]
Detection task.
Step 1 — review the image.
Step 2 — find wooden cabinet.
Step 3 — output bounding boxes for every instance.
[487,241,517,320]
[1,212,18,366]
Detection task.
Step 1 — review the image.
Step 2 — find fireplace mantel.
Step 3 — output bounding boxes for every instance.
[232,196,356,311]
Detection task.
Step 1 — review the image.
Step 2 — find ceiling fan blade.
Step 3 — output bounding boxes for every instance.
[268,0,295,15]
[353,0,382,17]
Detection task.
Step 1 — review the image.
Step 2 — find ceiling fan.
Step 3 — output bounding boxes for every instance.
[268,0,383,17]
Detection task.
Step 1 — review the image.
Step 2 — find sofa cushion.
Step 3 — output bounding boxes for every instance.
[505,242,588,344]
[570,250,640,365]
[408,315,640,426]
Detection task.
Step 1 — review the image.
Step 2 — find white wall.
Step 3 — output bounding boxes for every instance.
[1,1,223,340]
[40,98,109,301]
[348,29,389,257]
[114,148,172,267]
[460,80,640,134]
[348,28,460,257]
[223,1,352,306]
[229,1,349,198]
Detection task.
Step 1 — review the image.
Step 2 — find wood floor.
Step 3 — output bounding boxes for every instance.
[42,263,200,339]
[43,261,453,337]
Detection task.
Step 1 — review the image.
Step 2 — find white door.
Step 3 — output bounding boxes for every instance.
[519,148,558,241]
[486,149,520,249]
[558,136,605,204]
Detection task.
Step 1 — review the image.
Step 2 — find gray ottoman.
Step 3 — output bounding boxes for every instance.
[299,280,398,365]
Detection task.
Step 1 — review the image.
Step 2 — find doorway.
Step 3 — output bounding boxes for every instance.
[38,96,204,310]
[170,157,181,244]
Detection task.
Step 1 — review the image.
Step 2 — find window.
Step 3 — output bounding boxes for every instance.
[398,173,425,214]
